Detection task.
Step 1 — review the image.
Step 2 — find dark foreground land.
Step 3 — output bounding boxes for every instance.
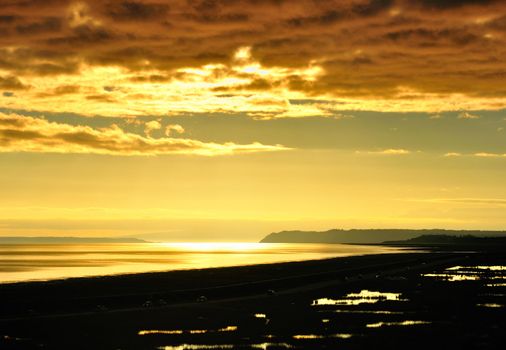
[1,246,505,350]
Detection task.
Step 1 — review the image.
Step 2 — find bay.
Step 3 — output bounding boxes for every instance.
[0,242,404,283]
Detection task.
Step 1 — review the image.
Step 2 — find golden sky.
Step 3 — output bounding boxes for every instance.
[1,0,506,240]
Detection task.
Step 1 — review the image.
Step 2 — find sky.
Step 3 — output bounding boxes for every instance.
[1,0,506,241]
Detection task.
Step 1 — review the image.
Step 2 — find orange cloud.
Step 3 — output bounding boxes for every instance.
[1,1,506,115]
[0,112,289,156]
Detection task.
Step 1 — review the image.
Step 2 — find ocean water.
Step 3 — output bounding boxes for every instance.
[0,242,405,283]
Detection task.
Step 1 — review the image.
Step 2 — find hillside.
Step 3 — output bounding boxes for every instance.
[260,229,506,244]
[383,234,506,245]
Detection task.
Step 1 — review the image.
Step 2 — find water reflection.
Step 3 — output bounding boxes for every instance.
[366,320,430,328]
[325,310,403,314]
[0,243,405,283]
[421,273,480,281]
[158,343,294,350]
[422,265,506,283]
[312,290,406,306]
[139,327,237,336]
[487,283,506,287]
[447,266,506,271]
[477,303,504,308]
[293,334,353,339]
[140,330,183,335]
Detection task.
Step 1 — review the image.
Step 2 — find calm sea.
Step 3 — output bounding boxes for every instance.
[0,242,405,283]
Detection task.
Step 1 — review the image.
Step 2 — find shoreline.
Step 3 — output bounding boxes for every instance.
[0,249,453,319]
[1,246,505,349]
[0,242,408,285]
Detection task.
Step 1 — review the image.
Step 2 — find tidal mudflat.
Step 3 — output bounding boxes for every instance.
[0,250,505,350]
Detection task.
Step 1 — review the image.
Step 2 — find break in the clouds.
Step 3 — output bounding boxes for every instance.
[2,0,506,117]
[0,112,288,155]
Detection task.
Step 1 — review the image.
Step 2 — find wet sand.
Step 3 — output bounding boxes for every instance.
[1,248,505,349]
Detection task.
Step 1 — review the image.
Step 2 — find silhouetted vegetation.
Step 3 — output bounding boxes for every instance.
[384,234,506,245]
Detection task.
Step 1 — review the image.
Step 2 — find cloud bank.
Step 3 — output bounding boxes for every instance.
[1,0,506,116]
[0,112,289,156]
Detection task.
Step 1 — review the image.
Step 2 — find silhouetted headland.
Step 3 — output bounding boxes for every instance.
[383,234,506,246]
[260,229,506,244]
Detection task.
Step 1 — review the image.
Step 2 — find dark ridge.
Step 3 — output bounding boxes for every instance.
[384,234,506,245]
[260,229,506,244]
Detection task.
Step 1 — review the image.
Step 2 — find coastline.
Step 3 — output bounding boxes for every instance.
[0,242,405,284]
[1,246,505,349]
[0,249,461,319]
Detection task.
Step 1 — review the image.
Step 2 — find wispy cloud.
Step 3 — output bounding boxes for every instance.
[0,112,289,156]
[143,119,161,137]
[165,124,185,136]
[473,152,506,158]
[444,152,462,157]
[444,151,506,158]
[356,149,412,155]
[458,112,481,119]
[412,198,506,207]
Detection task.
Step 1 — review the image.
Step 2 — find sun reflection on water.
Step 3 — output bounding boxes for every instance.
[0,242,405,283]
[366,320,430,328]
[293,333,353,339]
[312,290,406,306]
[158,343,294,350]
[139,326,237,336]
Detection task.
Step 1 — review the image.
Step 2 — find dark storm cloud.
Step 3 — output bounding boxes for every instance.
[1,0,506,104]
[15,17,62,34]
[47,25,115,46]
[0,15,18,23]
[105,1,170,21]
[0,48,80,76]
[36,85,80,98]
[285,0,392,27]
[0,75,30,90]
[414,0,498,10]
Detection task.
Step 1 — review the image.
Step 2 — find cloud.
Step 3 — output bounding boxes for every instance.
[0,112,289,156]
[105,1,170,21]
[0,47,329,118]
[444,152,462,157]
[15,17,62,35]
[0,75,29,90]
[458,111,481,119]
[165,124,184,136]
[143,119,161,136]
[1,0,506,115]
[418,197,506,207]
[356,148,412,155]
[443,151,506,158]
[414,0,499,10]
[473,152,506,157]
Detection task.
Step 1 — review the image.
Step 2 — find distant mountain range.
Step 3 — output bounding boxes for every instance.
[0,236,148,244]
[260,229,506,244]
